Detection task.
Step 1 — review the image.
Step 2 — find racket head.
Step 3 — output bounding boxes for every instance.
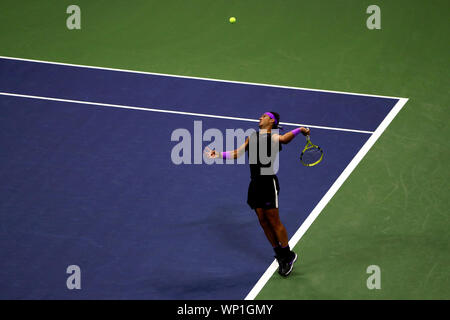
[300,138,324,166]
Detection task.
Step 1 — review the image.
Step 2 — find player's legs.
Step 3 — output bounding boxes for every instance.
[256,207,297,276]
[254,208,279,248]
[263,208,289,248]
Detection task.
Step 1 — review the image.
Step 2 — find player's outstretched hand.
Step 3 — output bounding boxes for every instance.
[204,146,219,159]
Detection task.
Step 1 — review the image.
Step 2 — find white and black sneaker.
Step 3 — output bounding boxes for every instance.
[274,255,283,274]
[278,251,298,277]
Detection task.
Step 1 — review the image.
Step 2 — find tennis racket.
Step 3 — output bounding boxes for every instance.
[300,133,323,167]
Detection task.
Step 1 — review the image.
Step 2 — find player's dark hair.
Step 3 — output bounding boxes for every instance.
[269,111,282,130]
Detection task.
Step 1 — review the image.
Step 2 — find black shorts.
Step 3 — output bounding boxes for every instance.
[247,176,280,210]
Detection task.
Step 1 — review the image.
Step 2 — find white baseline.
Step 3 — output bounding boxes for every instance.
[245,97,408,300]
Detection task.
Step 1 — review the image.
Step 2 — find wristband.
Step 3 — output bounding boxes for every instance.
[222,151,232,159]
[291,128,302,136]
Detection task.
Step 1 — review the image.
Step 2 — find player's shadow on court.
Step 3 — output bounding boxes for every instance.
[183,204,270,263]
[212,204,272,262]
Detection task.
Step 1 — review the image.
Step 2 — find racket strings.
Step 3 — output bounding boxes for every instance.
[301,146,323,165]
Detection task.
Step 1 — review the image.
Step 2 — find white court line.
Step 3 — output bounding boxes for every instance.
[0,55,406,100]
[244,97,409,300]
[0,92,374,134]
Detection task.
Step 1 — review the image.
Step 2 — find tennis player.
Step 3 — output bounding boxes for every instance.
[205,112,310,277]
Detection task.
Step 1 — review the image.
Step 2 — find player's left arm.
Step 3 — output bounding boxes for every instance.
[273,127,310,144]
[204,137,249,159]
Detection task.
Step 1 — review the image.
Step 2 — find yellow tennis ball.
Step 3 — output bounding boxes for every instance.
[229,17,236,24]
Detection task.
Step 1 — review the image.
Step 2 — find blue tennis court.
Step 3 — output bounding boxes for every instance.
[0,57,401,299]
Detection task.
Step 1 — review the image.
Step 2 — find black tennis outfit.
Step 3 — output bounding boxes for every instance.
[246,131,282,210]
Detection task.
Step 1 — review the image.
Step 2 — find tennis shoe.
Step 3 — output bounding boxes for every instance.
[278,251,298,277]
[274,255,283,274]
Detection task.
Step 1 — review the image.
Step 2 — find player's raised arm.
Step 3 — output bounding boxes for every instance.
[273,127,310,144]
[204,137,250,159]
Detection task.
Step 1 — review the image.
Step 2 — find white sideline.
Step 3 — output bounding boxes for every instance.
[0,92,374,134]
[0,55,404,100]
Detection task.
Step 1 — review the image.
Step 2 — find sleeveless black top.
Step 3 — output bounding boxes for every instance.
[246,131,282,178]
